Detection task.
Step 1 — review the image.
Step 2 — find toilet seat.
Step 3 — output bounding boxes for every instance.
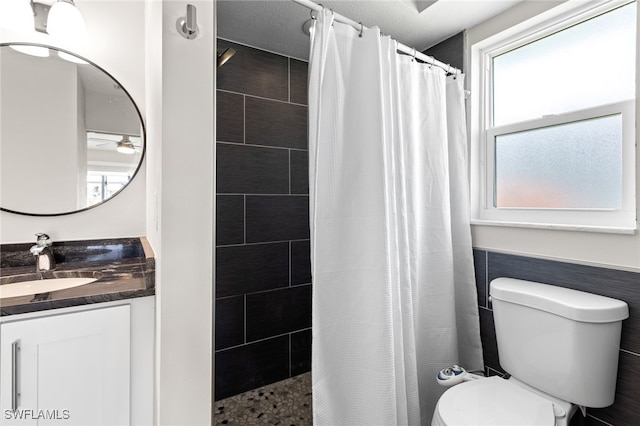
[432,376,556,426]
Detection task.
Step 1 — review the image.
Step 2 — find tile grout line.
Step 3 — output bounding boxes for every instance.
[216,329,306,353]
[288,57,291,103]
[217,282,312,301]
[217,36,307,62]
[217,139,309,152]
[289,149,292,195]
[621,348,640,357]
[288,333,292,378]
[217,238,310,249]
[243,294,247,345]
[217,88,308,108]
[289,240,292,287]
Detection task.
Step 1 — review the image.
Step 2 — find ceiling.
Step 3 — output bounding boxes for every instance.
[217,0,523,60]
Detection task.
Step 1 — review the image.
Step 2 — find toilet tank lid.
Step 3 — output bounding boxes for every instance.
[490,278,629,323]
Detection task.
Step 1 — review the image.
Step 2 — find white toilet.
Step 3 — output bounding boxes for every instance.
[432,277,629,426]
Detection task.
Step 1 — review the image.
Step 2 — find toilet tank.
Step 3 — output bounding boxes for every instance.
[490,278,628,408]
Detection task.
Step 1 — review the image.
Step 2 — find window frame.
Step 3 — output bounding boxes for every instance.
[470,0,637,233]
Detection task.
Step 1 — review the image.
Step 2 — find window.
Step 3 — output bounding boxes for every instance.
[87,171,131,206]
[473,0,637,231]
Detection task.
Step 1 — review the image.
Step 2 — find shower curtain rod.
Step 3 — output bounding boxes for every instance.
[292,0,461,75]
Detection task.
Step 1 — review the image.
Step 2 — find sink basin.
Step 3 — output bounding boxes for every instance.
[0,277,98,299]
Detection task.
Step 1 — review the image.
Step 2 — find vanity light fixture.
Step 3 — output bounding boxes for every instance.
[0,0,35,35]
[0,0,49,57]
[1,0,86,59]
[116,136,136,155]
[46,0,86,46]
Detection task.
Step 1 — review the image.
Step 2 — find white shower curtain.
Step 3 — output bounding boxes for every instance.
[308,10,484,426]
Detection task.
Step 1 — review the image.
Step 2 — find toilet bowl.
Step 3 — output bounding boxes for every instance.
[431,376,576,426]
[431,278,629,426]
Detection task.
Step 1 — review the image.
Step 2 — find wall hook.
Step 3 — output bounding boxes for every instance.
[176,4,199,40]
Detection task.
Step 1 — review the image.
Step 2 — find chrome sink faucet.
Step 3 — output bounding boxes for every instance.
[30,233,56,272]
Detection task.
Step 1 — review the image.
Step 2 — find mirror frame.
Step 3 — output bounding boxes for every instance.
[0,42,146,217]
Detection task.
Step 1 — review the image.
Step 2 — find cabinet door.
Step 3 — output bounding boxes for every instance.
[0,305,130,425]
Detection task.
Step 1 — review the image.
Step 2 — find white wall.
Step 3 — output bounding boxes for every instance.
[145,1,214,424]
[0,0,147,242]
[466,0,640,271]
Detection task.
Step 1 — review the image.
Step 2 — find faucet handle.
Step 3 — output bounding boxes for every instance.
[35,233,52,246]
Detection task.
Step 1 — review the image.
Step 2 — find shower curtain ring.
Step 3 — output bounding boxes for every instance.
[359,22,364,37]
[310,4,323,20]
[412,48,416,61]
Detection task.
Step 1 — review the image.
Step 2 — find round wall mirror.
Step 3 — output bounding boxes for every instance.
[0,43,145,216]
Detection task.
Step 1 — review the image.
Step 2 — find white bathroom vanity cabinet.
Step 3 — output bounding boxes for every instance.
[0,297,154,425]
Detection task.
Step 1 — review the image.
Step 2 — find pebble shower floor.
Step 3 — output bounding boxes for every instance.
[214,373,312,425]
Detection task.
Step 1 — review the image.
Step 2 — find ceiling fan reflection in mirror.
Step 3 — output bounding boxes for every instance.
[87,131,142,154]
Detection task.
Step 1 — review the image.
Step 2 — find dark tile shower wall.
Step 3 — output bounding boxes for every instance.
[215,39,311,401]
[422,31,464,72]
[474,249,640,426]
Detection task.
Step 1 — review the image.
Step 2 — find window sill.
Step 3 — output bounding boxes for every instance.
[470,219,637,235]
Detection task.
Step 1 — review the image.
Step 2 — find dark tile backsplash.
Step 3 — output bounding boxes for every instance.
[590,351,640,426]
[215,335,290,400]
[217,39,289,101]
[216,242,289,298]
[291,240,312,286]
[245,284,311,342]
[217,143,290,194]
[216,195,244,246]
[245,195,310,243]
[473,249,487,308]
[215,295,244,350]
[290,59,309,105]
[475,248,640,426]
[422,31,464,73]
[486,251,640,354]
[216,90,244,143]
[216,39,311,400]
[245,96,308,149]
[291,328,312,376]
[290,149,310,195]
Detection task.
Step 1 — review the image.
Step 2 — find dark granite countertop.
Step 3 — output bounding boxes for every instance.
[0,237,155,316]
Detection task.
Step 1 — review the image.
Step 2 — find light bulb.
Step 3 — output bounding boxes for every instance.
[10,45,49,57]
[117,144,136,155]
[0,0,35,34]
[47,1,86,44]
[116,137,136,155]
